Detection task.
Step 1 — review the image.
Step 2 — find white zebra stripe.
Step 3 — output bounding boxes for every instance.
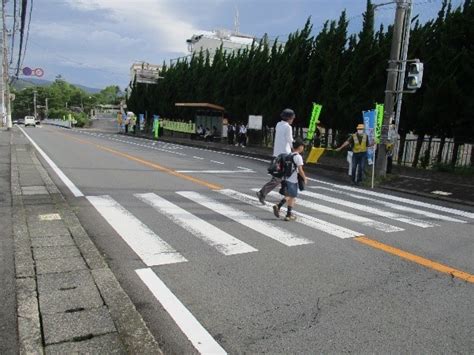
[308,178,474,219]
[219,189,361,239]
[178,191,312,246]
[257,189,404,233]
[299,190,435,228]
[310,186,466,223]
[87,195,187,266]
[136,268,227,354]
[135,193,257,256]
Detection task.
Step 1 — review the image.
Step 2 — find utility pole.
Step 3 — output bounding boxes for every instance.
[375,0,411,176]
[33,90,37,117]
[45,98,48,118]
[393,0,412,147]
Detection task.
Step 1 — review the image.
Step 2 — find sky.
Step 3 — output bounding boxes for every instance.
[10,0,465,90]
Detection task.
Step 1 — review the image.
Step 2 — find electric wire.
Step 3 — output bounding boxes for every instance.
[9,0,17,64]
[19,0,32,72]
[15,0,27,78]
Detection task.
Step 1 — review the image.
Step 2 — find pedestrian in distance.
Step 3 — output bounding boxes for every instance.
[386,120,397,174]
[272,138,308,221]
[256,108,295,205]
[227,123,235,145]
[236,123,247,147]
[335,123,373,185]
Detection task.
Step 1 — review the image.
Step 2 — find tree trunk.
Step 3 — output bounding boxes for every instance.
[397,131,407,165]
[412,133,425,168]
[470,144,474,167]
[436,135,446,164]
[451,138,461,168]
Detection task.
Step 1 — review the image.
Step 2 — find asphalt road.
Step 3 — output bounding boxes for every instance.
[21,125,474,354]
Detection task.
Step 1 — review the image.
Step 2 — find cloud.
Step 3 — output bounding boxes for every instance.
[64,0,204,53]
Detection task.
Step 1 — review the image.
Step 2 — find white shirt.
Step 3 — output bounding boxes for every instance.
[273,121,293,156]
[287,153,304,183]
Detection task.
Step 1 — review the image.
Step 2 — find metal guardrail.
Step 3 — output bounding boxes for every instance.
[42,119,72,128]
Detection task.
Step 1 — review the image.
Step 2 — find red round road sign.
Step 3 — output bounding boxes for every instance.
[34,68,44,77]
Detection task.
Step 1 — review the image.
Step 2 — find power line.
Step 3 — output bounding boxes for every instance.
[15,0,26,77]
[9,0,16,64]
[19,0,32,71]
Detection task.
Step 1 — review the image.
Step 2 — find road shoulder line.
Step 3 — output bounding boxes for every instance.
[355,236,474,283]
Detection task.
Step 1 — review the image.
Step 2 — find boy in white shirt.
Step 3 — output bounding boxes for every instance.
[272,138,307,221]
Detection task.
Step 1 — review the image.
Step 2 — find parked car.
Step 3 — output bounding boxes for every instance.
[24,116,36,127]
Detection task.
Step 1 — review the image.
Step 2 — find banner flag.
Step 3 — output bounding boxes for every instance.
[362,109,376,165]
[375,103,384,143]
[306,103,322,141]
[153,115,160,138]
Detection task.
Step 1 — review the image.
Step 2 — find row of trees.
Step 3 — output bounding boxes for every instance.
[128,0,473,167]
[12,76,124,125]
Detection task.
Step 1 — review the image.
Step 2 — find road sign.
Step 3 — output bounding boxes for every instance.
[22,67,32,76]
[34,68,44,77]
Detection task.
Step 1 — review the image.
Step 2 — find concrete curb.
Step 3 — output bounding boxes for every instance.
[11,129,163,354]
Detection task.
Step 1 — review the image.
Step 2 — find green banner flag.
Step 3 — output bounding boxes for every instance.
[306,103,322,141]
[375,103,384,144]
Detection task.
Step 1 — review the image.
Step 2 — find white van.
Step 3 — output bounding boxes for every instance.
[24,116,36,127]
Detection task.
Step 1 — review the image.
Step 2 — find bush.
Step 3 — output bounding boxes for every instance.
[73,112,90,127]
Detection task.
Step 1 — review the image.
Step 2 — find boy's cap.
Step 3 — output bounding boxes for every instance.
[293,137,305,149]
[281,108,295,120]
[356,124,364,130]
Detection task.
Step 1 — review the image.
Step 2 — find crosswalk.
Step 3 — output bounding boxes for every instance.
[85,183,472,267]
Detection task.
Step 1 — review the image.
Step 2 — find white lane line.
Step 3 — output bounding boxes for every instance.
[311,186,467,224]
[178,191,312,246]
[87,195,187,266]
[219,189,361,239]
[176,169,255,174]
[136,193,257,255]
[18,126,84,197]
[210,160,225,165]
[193,156,205,160]
[136,268,227,355]
[299,189,435,228]
[256,189,404,233]
[309,178,474,219]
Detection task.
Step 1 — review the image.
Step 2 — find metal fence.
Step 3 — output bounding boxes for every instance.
[394,138,472,167]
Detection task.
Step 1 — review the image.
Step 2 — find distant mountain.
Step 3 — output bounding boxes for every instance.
[11,77,102,94]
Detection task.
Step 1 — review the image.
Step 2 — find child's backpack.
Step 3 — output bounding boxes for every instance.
[268,153,296,178]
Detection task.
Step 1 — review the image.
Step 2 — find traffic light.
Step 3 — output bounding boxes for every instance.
[406,61,424,90]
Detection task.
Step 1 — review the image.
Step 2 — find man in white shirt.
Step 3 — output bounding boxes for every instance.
[256,108,295,204]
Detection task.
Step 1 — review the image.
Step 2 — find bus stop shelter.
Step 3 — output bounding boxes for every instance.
[175,103,227,136]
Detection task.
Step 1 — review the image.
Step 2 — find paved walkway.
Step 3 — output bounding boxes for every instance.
[5,128,162,354]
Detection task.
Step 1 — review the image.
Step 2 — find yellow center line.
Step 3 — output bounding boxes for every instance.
[355,236,474,283]
[53,129,222,190]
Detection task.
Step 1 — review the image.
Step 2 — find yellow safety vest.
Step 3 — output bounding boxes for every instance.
[352,133,368,153]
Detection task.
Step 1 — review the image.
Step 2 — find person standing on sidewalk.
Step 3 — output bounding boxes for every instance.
[272,138,308,221]
[256,108,295,204]
[335,123,372,185]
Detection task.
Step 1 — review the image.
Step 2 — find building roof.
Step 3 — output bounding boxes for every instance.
[175,103,225,112]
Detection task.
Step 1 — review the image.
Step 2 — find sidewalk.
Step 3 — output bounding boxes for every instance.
[125,132,474,207]
[7,128,162,354]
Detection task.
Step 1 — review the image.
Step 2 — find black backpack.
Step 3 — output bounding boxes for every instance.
[268,153,297,178]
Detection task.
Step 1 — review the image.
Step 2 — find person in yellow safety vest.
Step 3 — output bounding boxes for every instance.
[336,123,373,185]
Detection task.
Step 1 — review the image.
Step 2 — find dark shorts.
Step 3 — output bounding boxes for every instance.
[286,181,298,198]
